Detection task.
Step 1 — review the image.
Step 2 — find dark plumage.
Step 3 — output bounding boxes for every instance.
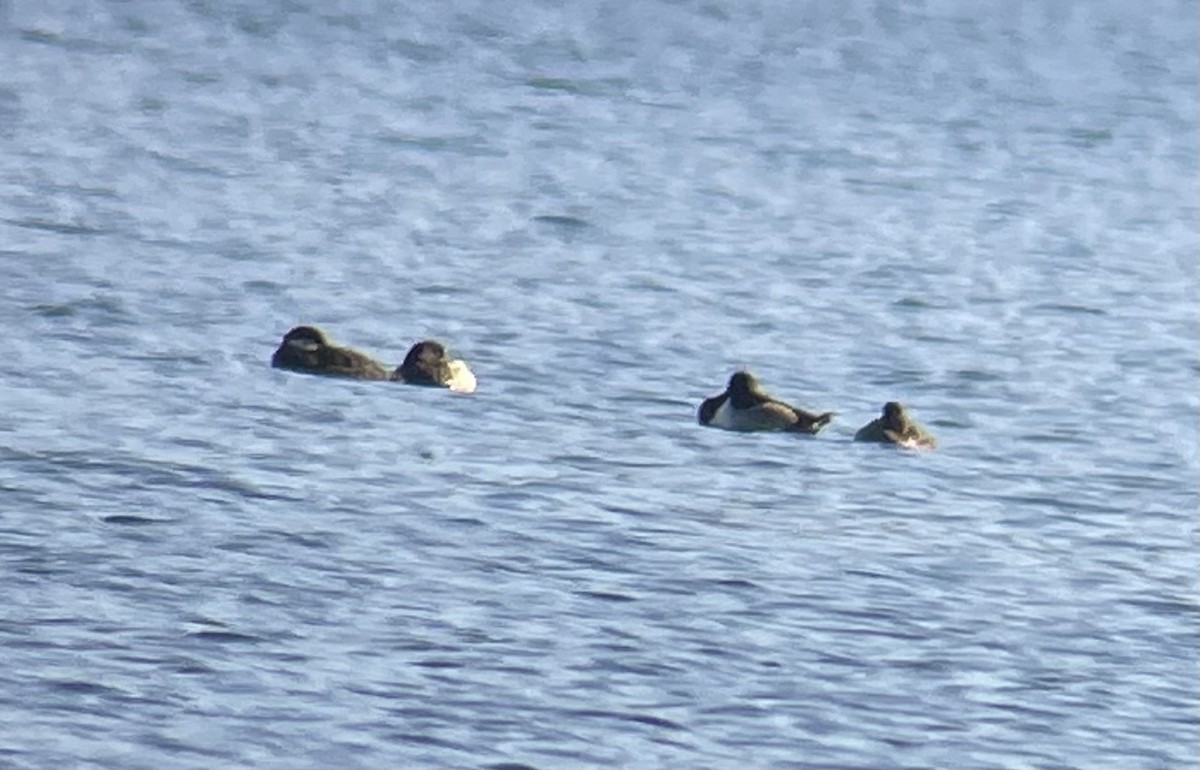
[391,340,477,393]
[270,326,390,380]
[854,401,936,448]
[698,371,835,434]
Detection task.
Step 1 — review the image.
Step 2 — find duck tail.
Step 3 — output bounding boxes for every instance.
[811,412,836,434]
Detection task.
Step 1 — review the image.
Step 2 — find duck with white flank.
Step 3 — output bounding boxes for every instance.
[392,340,477,394]
[698,371,834,434]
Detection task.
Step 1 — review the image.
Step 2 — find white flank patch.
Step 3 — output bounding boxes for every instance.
[446,359,477,394]
[708,399,739,430]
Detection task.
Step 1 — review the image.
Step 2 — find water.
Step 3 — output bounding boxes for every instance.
[1,0,1197,767]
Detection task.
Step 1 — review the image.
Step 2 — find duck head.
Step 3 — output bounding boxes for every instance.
[402,340,448,370]
[726,370,767,407]
[882,401,907,428]
[281,325,329,352]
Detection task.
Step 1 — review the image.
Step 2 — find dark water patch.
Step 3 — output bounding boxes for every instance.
[30,295,130,323]
[389,38,448,63]
[183,618,261,642]
[46,679,122,696]
[884,656,956,672]
[126,233,199,253]
[101,514,171,526]
[626,274,680,294]
[18,28,126,54]
[140,734,233,762]
[180,69,222,85]
[1119,597,1200,618]
[568,709,686,731]
[699,702,770,718]
[15,448,302,503]
[1065,127,1115,148]
[1091,471,1182,492]
[234,8,288,38]
[844,176,923,192]
[0,86,20,133]
[376,132,507,157]
[460,556,536,576]
[452,626,508,645]
[582,455,678,471]
[137,95,167,113]
[482,663,542,677]
[12,558,76,577]
[413,658,465,670]
[145,149,238,179]
[597,502,653,519]
[416,283,473,296]
[628,95,689,112]
[237,591,287,608]
[243,279,284,293]
[486,763,540,770]
[5,218,111,236]
[995,492,1123,517]
[815,623,929,642]
[983,197,1037,219]
[347,683,422,702]
[45,182,122,200]
[447,516,487,528]
[1015,431,1091,446]
[532,214,591,229]
[709,577,763,591]
[187,630,263,644]
[577,589,637,603]
[587,641,638,654]
[927,417,968,431]
[261,651,312,666]
[267,529,339,550]
[595,625,642,643]
[205,480,301,503]
[953,367,1006,382]
[523,77,629,97]
[169,437,216,451]
[1031,302,1108,316]
[592,658,686,677]
[627,395,693,411]
[169,658,217,675]
[968,697,1066,722]
[213,536,266,556]
[526,76,584,93]
[388,732,471,751]
[385,640,461,657]
[858,367,935,387]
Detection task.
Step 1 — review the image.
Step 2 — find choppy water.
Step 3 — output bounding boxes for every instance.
[1,0,1197,767]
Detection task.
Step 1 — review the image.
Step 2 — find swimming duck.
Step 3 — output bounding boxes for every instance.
[392,340,477,394]
[698,370,834,433]
[270,325,390,380]
[854,401,936,449]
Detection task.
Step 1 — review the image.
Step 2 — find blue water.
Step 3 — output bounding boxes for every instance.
[1,0,1197,767]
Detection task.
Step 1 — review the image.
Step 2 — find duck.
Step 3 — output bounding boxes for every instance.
[698,370,834,433]
[270,325,390,380]
[391,340,477,394]
[854,401,936,449]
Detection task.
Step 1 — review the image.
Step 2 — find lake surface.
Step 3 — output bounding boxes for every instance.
[1,0,1197,767]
